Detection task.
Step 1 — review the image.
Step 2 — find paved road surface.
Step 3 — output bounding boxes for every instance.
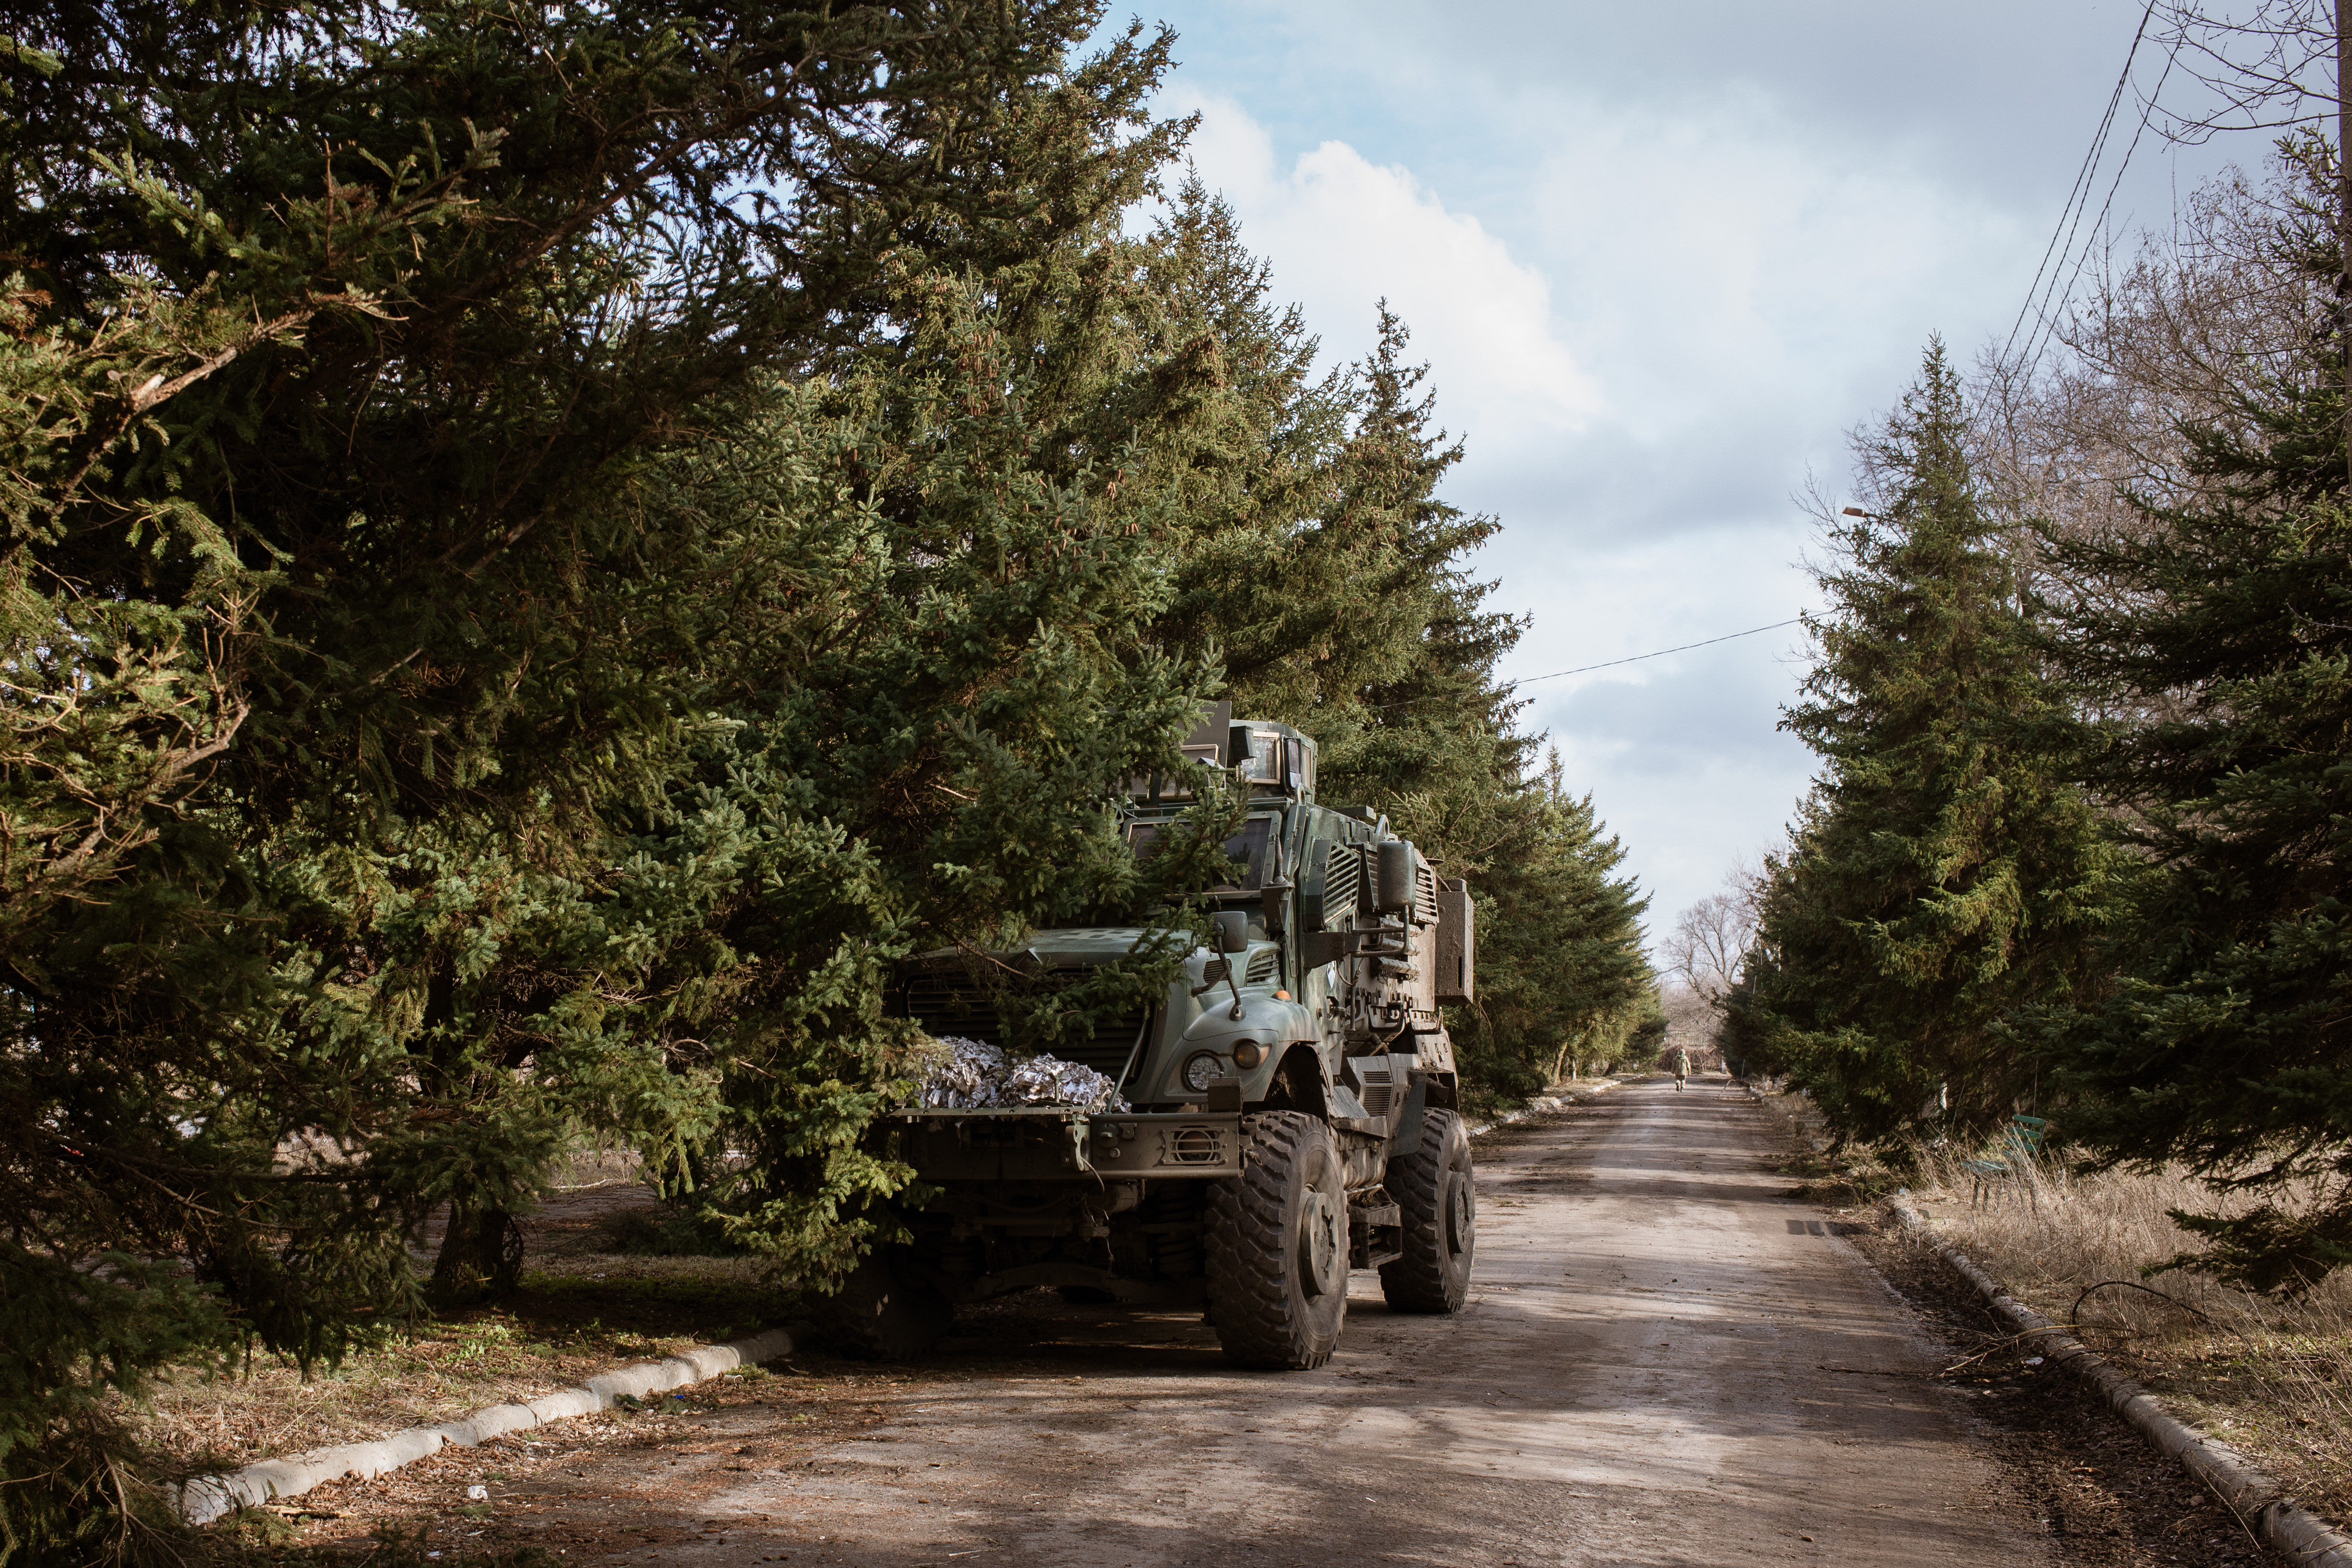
[464,1080,2056,1565]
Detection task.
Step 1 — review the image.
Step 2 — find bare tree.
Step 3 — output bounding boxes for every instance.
[2152,1,2341,147]
[1656,975,1718,1045]
[1660,854,1771,1034]
[1977,5,2349,513]
[1664,892,1747,999]
[2143,2,2347,483]
[1969,148,2334,653]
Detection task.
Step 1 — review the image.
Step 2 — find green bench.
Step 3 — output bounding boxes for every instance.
[1964,1115,2050,1208]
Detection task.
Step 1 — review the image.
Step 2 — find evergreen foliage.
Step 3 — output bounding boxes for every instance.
[625,261,1246,1278]
[1452,755,1653,1096]
[1745,342,2115,1143]
[2039,176,2352,1291]
[0,4,1646,1549]
[1285,312,1650,1101]
[1716,149,2352,1295]
[0,0,1201,1545]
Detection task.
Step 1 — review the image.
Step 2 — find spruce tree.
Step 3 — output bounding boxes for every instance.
[0,0,1196,1542]
[0,6,1663,1548]
[2042,167,2352,1288]
[1747,341,2114,1142]
[1304,315,1650,1099]
[1454,753,1653,1097]
[917,183,1657,1099]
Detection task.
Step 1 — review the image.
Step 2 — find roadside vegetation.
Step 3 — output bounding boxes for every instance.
[1680,132,2352,1324]
[1746,1064,2352,1531]
[1905,1151,2352,1530]
[0,2,1650,1557]
[121,1191,773,1485]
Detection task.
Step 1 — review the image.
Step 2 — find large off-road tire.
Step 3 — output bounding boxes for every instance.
[817,1246,953,1359]
[1380,1106,1475,1313]
[1206,1111,1349,1370]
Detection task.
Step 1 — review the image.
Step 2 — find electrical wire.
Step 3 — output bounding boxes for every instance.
[2018,23,2186,376]
[1513,619,1804,687]
[2000,0,2163,369]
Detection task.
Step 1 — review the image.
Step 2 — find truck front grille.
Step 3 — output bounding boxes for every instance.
[899,972,1003,1046]
[897,970,1154,1081]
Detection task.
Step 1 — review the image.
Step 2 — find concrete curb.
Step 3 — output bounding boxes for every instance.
[174,1325,800,1527]
[1890,1202,2352,1568]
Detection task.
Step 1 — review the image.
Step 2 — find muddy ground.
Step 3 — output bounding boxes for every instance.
[277,1080,2272,1565]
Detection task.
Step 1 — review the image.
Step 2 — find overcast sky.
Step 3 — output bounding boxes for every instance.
[1125,0,2263,948]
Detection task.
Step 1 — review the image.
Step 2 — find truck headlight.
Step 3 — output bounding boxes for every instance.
[1181,1051,1225,1092]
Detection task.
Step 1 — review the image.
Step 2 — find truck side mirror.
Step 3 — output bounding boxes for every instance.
[1372,840,1416,914]
[1212,911,1250,953]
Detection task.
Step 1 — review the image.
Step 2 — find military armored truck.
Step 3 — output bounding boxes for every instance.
[831,707,1478,1371]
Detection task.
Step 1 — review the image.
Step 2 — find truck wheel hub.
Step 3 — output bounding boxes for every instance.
[1446,1175,1471,1255]
[1300,1189,1341,1298]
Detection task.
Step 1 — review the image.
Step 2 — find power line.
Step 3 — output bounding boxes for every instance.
[2001,0,2163,369]
[1514,619,1804,687]
[2020,22,2186,375]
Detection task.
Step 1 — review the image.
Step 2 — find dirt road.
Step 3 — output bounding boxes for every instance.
[340,1077,2094,1567]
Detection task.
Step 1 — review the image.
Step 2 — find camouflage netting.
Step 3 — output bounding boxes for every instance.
[916,1037,1129,1114]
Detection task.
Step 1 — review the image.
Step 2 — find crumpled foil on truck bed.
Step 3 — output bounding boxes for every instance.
[916,1036,1129,1114]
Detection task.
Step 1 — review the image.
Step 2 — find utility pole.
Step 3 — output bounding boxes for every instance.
[2341,0,2350,492]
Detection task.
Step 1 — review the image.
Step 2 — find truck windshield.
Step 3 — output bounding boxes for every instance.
[1128,817,1274,890]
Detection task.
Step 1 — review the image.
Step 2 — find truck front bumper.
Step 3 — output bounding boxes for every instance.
[884,1109,1245,1181]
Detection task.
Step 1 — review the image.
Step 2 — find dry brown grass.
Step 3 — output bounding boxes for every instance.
[115,1179,785,1484]
[1903,1141,2352,1528]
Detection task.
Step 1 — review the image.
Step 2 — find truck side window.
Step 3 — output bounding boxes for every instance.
[1128,817,1274,889]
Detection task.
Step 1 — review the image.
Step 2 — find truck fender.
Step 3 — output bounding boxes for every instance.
[1260,1044,1327,1118]
[1392,1074,1428,1154]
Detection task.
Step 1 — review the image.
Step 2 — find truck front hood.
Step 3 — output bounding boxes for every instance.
[1012,926,1173,967]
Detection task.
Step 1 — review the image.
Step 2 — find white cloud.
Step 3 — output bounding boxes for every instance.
[1509,523,1819,935]
[1172,86,2024,541]
[1170,89,1603,443]
[1521,90,2025,451]
[1154,80,2032,941]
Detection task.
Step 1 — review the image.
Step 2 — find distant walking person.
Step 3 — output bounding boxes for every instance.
[1673,1046,1690,1092]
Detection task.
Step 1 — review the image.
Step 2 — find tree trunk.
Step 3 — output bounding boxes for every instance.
[429,1203,524,1307]
[2339,0,2349,491]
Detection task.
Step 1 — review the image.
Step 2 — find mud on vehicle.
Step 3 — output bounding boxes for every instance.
[828,706,1478,1370]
